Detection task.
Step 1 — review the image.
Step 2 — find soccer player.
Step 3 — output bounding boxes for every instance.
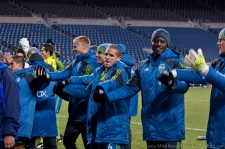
[88,44,131,148]
[36,36,98,149]
[41,43,57,71]
[159,28,225,149]
[96,28,189,149]
[0,59,20,149]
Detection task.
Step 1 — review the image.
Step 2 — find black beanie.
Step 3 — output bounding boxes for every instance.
[151,28,170,45]
[29,52,44,62]
[46,39,55,46]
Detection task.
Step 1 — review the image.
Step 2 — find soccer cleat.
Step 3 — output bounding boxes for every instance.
[56,134,63,143]
[36,143,44,149]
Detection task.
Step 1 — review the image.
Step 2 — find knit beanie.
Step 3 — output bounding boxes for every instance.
[29,52,44,62]
[151,28,170,45]
[97,44,110,54]
[219,28,225,40]
[116,44,126,54]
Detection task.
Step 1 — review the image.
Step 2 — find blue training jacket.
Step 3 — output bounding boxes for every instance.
[69,50,138,117]
[87,61,131,145]
[0,63,20,141]
[28,61,58,137]
[121,53,138,117]
[106,49,189,141]
[13,61,53,138]
[48,50,98,122]
[14,67,37,139]
[176,56,225,147]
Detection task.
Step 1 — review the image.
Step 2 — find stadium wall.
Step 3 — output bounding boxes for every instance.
[0,16,224,29]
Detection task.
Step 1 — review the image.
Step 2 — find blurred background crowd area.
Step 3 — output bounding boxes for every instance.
[0,0,224,65]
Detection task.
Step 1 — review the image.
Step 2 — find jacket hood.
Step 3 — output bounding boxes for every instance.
[76,49,95,60]
[116,44,135,67]
[14,67,32,78]
[14,61,51,78]
[220,56,225,63]
[121,54,135,67]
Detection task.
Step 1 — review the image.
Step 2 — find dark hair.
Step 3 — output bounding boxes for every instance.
[42,43,54,56]
[14,48,26,58]
[12,55,25,68]
[54,51,61,59]
[45,39,55,46]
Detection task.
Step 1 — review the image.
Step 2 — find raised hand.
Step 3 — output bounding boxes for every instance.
[93,87,108,103]
[184,48,209,75]
[158,71,176,89]
[53,80,69,99]
[30,66,50,93]
[33,66,48,78]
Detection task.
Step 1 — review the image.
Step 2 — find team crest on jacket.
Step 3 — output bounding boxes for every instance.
[158,64,165,73]
[16,78,20,83]
[144,68,149,71]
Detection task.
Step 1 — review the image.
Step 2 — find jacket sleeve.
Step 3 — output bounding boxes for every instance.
[48,64,72,81]
[204,66,225,91]
[70,74,94,85]
[97,68,129,93]
[173,80,189,94]
[63,84,91,100]
[176,69,207,84]
[2,68,20,136]
[106,68,140,102]
[164,59,189,94]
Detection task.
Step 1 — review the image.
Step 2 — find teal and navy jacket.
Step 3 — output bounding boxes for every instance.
[30,62,58,137]
[31,80,58,137]
[48,50,98,122]
[87,61,131,145]
[121,53,138,116]
[69,50,138,117]
[14,67,37,139]
[176,56,225,147]
[106,49,188,141]
[0,63,20,141]
[13,61,53,138]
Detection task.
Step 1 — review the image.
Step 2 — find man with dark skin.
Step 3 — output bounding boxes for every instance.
[96,28,189,149]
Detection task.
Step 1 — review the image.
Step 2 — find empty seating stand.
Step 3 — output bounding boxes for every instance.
[0,23,74,65]
[130,26,219,61]
[0,22,222,63]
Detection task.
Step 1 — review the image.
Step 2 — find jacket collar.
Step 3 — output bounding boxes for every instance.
[148,48,178,63]
[220,55,225,63]
[76,50,95,60]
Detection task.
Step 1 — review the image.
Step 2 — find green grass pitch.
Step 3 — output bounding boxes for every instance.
[56,87,210,149]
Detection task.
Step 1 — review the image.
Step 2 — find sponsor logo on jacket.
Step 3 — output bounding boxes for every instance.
[158,64,165,73]
[36,90,47,97]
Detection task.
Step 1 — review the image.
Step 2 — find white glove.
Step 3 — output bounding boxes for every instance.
[184,48,209,75]
[19,38,30,52]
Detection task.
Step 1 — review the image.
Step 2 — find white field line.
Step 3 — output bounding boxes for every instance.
[57,115,206,131]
